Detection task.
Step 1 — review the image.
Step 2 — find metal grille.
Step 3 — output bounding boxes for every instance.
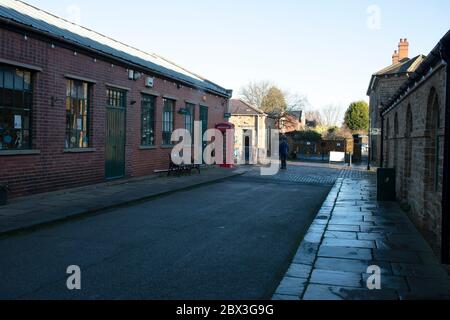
[162,98,174,145]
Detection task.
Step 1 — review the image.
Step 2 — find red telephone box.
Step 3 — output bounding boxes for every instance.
[215,122,235,168]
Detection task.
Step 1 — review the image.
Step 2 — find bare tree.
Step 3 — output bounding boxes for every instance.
[285,92,310,112]
[321,104,344,128]
[239,81,272,108]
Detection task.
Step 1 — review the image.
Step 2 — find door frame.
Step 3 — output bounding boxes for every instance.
[105,88,127,180]
[243,129,252,165]
[199,105,209,159]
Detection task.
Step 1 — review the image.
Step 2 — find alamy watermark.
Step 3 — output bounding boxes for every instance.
[366,5,381,31]
[366,265,381,290]
[170,121,282,176]
[66,265,81,290]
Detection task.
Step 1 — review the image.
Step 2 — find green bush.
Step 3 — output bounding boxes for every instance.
[288,130,322,142]
[344,101,369,132]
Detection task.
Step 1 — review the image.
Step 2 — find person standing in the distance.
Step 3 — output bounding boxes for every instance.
[279,137,289,170]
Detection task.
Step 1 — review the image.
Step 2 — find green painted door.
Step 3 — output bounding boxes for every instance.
[105,89,126,179]
[199,106,208,153]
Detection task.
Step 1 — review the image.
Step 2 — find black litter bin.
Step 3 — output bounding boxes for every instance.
[377,168,396,201]
[0,184,8,206]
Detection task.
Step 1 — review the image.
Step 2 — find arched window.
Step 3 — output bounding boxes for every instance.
[394,113,399,169]
[385,117,390,167]
[403,105,413,199]
[405,105,413,178]
[425,88,441,192]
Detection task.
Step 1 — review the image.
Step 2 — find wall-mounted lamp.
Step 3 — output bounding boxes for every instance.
[130,100,137,106]
[51,96,63,107]
[134,71,142,81]
[128,69,143,81]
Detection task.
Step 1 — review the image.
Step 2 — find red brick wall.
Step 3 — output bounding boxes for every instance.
[0,27,229,197]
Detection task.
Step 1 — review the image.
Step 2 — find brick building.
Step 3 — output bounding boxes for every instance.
[229,99,271,164]
[281,110,304,133]
[380,30,450,263]
[0,0,232,197]
[367,39,425,166]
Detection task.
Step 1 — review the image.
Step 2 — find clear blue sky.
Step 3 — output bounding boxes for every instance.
[25,0,450,110]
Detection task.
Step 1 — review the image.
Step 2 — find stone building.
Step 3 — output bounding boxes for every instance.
[367,39,425,166]
[0,1,231,197]
[281,110,304,133]
[229,99,272,164]
[380,30,450,263]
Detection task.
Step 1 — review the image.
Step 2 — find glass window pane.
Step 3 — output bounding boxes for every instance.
[14,70,24,90]
[14,90,24,108]
[66,80,89,148]
[71,81,77,98]
[4,69,13,89]
[24,91,32,109]
[83,83,88,99]
[66,80,71,97]
[140,94,155,146]
[0,68,4,88]
[24,72,31,90]
[4,88,13,107]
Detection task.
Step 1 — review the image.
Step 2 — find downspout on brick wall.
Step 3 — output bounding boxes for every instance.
[380,111,384,168]
[441,42,450,264]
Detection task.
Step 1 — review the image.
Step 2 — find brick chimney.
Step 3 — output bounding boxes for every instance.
[398,38,409,61]
[392,50,400,65]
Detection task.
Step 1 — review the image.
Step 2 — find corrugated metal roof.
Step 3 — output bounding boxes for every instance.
[0,0,231,97]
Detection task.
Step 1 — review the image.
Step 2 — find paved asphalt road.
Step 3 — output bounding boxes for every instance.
[0,164,341,299]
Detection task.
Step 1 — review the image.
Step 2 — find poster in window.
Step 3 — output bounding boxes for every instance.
[14,115,22,129]
[77,119,83,130]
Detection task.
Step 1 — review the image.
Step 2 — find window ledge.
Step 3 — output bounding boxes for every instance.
[0,149,41,156]
[139,145,157,150]
[160,145,174,149]
[64,148,96,153]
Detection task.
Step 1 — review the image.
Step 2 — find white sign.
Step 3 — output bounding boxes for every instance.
[14,115,22,129]
[329,151,346,163]
[145,76,154,88]
[370,128,381,136]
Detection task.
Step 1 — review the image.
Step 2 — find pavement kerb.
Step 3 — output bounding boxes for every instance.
[298,178,343,299]
[272,177,344,300]
[0,170,247,239]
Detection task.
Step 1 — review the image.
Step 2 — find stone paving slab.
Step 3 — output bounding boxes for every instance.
[0,167,248,237]
[273,175,450,300]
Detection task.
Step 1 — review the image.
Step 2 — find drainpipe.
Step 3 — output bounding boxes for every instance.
[380,111,385,168]
[367,114,372,171]
[441,42,450,264]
